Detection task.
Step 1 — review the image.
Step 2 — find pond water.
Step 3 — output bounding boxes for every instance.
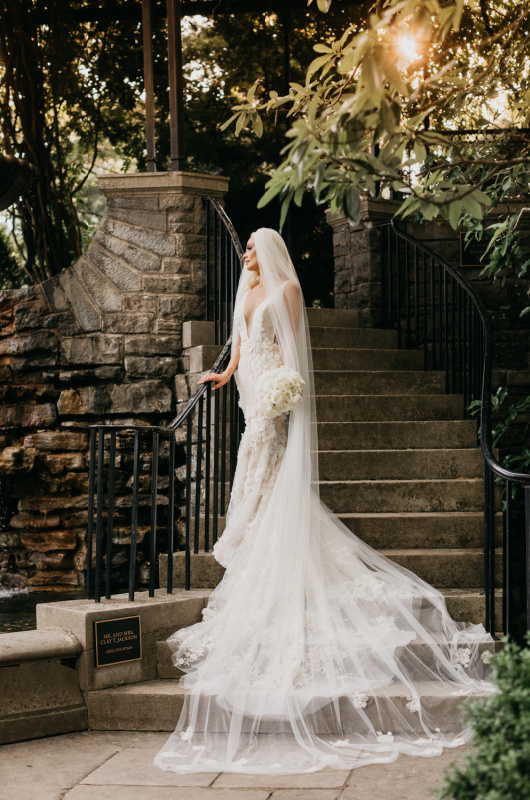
[0,587,85,633]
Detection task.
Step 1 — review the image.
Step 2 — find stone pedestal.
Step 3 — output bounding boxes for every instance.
[36,588,210,693]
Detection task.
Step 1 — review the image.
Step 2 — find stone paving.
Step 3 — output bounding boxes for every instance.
[1,730,469,800]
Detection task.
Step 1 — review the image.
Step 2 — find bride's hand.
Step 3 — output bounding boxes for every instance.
[198,371,230,390]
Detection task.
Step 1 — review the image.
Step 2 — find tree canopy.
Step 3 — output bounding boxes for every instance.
[1,0,530,303]
[228,0,530,299]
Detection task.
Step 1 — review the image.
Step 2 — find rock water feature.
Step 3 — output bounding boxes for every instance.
[0,171,229,597]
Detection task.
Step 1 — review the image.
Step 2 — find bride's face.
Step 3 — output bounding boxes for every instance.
[244,237,259,274]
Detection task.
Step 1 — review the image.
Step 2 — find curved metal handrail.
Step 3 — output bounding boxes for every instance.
[389,220,530,487]
[166,337,232,431]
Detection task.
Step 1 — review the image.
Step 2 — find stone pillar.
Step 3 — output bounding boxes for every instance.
[0,171,229,593]
[326,200,399,327]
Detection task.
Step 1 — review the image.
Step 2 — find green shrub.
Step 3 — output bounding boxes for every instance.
[439,636,530,800]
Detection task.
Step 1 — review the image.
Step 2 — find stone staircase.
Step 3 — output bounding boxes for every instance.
[86,307,501,732]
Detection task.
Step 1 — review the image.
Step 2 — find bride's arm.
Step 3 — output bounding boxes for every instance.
[198,334,241,390]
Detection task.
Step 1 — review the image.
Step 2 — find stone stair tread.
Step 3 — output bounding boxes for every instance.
[319,478,482,485]
[172,547,496,558]
[338,511,500,519]
[319,448,480,454]
[379,547,498,557]
[89,677,488,701]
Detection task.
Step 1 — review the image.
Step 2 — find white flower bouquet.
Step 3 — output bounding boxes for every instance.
[256,366,305,418]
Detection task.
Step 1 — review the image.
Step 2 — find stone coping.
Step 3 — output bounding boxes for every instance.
[0,629,82,666]
[97,170,229,197]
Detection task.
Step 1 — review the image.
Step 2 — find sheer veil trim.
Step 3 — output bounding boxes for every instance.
[154,227,496,775]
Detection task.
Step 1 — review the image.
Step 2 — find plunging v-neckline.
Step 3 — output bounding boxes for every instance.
[243,291,266,339]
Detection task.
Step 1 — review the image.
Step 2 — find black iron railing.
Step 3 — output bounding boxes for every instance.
[85,197,243,601]
[383,220,530,637]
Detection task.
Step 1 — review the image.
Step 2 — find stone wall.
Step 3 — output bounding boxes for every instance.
[0,171,228,593]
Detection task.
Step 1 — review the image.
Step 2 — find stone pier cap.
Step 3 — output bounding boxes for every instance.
[36,588,211,691]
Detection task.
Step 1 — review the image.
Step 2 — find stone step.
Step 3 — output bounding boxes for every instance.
[195,473,489,514]
[339,512,503,550]
[191,346,425,374]
[87,676,493,733]
[306,308,361,327]
[319,448,483,480]
[379,548,502,589]
[183,320,399,349]
[320,478,486,513]
[161,541,499,590]
[309,326,398,349]
[314,371,445,395]
[312,348,425,371]
[155,636,498,683]
[180,511,502,552]
[445,588,502,629]
[317,421,478,450]
[316,395,464,421]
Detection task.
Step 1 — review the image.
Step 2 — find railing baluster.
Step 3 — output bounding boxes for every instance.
[484,462,494,634]
[220,381,228,516]
[219,221,224,346]
[387,227,393,328]
[213,211,219,344]
[396,236,401,348]
[204,383,212,552]
[104,430,116,600]
[194,395,204,554]
[422,253,429,370]
[205,199,210,322]
[430,257,435,370]
[86,428,97,599]
[149,429,159,597]
[450,278,456,394]
[405,240,410,348]
[443,270,448,393]
[414,246,419,349]
[185,414,192,589]
[437,262,443,373]
[167,434,175,593]
[457,284,463,397]
[128,430,140,602]
[504,480,511,636]
[213,383,220,545]
[526,486,530,631]
[94,428,105,603]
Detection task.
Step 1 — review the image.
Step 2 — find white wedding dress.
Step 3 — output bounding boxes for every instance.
[154,229,495,775]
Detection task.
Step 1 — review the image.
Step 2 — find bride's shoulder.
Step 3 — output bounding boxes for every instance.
[282,280,302,309]
[282,280,301,298]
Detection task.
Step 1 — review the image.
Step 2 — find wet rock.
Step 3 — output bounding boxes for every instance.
[28,570,80,586]
[57,386,111,416]
[10,513,62,530]
[0,330,58,356]
[124,357,178,379]
[60,334,122,365]
[23,431,88,451]
[110,380,173,413]
[41,453,85,474]
[0,447,37,473]
[0,404,57,429]
[19,531,77,552]
[29,551,74,570]
[124,334,181,356]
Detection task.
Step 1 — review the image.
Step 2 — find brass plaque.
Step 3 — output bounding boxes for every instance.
[94,615,142,667]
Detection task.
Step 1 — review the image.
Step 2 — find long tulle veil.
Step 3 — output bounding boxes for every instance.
[154,228,495,775]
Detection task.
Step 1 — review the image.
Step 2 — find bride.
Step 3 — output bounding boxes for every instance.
[154,227,495,775]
